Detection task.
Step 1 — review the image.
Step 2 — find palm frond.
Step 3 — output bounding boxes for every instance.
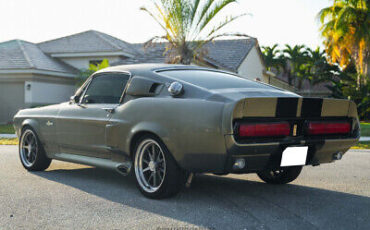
[205,13,247,38]
[198,0,238,33]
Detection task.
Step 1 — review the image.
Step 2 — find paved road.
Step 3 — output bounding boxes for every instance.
[0,146,369,230]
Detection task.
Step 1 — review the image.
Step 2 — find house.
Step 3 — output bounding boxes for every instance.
[0,30,281,123]
[0,40,77,123]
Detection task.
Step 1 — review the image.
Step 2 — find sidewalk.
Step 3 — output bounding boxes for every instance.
[0,134,16,138]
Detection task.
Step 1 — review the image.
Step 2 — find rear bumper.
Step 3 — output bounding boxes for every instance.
[223,134,359,173]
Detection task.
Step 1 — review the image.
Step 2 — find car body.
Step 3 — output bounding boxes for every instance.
[13,64,360,198]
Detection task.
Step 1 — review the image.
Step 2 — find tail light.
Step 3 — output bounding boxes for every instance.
[238,122,290,137]
[307,121,351,135]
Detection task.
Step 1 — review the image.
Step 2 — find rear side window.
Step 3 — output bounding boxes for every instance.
[159,69,274,90]
[82,73,129,104]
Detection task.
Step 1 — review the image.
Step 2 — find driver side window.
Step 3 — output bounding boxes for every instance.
[81,73,130,104]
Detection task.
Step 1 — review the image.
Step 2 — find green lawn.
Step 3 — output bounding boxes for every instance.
[352,141,370,150]
[360,122,370,136]
[0,124,15,134]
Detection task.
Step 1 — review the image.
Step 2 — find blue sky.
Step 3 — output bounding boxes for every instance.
[1,0,331,48]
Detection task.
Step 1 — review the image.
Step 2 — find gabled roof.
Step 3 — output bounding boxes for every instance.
[203,38,257,71]
[38,30,140,57]
[0,39,77,75]
[111,38,258,72]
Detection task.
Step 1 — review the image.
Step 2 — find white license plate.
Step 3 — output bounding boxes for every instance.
[280,146,308,167]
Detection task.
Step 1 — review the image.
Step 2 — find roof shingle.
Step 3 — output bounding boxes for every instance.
[38,30,140,56]
[0,40,77,75]
[111,38,257,71]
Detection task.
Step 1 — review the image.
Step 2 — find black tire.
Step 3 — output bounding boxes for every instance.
[257,166,303,184]
[19,127,52,171]
[133,134,186,199]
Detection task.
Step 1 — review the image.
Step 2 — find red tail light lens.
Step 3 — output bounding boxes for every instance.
[238,122,290,137]
[307,121,351,135]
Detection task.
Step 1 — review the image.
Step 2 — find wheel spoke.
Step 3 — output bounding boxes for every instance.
[31,149,37,160]
[158,171,163,181]
[151,144,158,161]
[148,173,154,185]
[29,137,35,146]
[27,134,33,142]
[148,149,154,161]
[153,172,157,187]
[142,167,150,172]
[156,151,161,162]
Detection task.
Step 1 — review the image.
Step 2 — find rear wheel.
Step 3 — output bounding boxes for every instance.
[257,166,302,184]
[19,127,51,171]
[133,135,186,199]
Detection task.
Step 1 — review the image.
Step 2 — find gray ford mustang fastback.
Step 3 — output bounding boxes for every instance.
[13,64,360,198]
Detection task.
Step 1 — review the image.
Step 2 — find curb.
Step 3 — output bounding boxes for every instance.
[0,134,17,138]
[360,137,370,142]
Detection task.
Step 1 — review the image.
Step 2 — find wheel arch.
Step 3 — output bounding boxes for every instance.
[20,119,41,136]
[129,131,162,158]
[126,122,177,161]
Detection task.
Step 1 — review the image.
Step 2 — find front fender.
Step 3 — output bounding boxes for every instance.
[20,119,41,138]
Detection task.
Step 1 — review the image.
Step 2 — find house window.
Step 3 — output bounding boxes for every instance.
[89,60,103,66]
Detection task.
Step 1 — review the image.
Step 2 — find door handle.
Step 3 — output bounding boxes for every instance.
[102,108,115,113]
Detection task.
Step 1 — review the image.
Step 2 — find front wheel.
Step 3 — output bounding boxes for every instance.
[133,135,186,199]
[19,127,52,171]
[257,166,303,184]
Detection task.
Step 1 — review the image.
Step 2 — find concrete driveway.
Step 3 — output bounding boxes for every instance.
[0,146,369,230]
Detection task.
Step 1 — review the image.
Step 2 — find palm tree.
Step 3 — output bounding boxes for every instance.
[76,59,110,86]
[306,47,330,84]
[141,0,247,64]
[318,0,370,86]
[283,45,309,89]
[262,44,280,71]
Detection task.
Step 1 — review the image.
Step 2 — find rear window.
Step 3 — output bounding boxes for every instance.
[159,69,274,90]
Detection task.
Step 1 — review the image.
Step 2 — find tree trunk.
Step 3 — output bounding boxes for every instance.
[179,43,193,65]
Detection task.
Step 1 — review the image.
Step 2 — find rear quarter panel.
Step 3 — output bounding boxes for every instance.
[108,97,228,172]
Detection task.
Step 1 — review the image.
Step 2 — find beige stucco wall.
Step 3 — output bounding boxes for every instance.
[237,46,267,82]
[0,73,76,123]
[25,81,76,105]
[0,80,25,124]
[60,56,123,70]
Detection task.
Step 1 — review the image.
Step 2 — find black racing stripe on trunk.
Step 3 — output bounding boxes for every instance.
[276,98,298,118]
[301,98,323,118]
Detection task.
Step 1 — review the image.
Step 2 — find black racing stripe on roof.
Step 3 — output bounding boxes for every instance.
[301,98,323,118]
[276,98,298,118]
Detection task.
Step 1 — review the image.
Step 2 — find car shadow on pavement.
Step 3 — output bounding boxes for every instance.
[33,166,370,230]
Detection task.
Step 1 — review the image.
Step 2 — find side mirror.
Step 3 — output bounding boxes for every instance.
[70,95,79,104]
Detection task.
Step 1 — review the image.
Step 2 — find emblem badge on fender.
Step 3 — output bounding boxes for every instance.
[46,121,53,126]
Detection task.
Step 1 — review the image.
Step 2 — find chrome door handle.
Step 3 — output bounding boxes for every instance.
[102,108,115,113]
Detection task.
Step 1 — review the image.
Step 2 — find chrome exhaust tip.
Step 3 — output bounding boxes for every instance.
[116,162,132,176]
[333,152,343,161]
[233,158,246,170]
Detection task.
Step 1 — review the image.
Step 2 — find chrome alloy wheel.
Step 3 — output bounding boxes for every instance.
[20,129,38,167]
[135,139,166,193]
